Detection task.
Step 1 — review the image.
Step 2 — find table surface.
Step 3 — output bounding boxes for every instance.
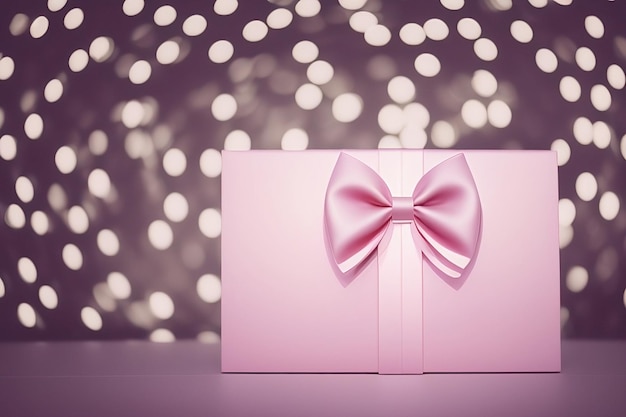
[1,340,625,417]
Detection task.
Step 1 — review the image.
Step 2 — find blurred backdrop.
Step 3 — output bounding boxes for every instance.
[0,0,625,341]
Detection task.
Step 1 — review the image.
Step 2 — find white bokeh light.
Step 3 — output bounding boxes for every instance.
[461,100,488,129]
[5,204,26,229]
[441,0,464,10]
[281,128,309,150]
[535,48,558,73]
[400,125,427,149]
[295,83,323,110]
[378,135,402,149]
[93,283,116,313]
[156,40,180,65]
[69,49,89,72]
[474,38,498,61]
[89,130,108,155]
[566,266,588,293]
[154,5,176,26]
[387,76,415,104]
[18,257,37,283]
[89,36,114,62]
[487,100,512,128]
[81,306,103,331]
[163,148,187,177]
[295,0,321,17]
[339,0,367,9]
[128,60,152,84]
[67,205,89,234]
[88,169,111,199]
[592,121,611,149]
[108,272,132,300]
[590,84,611,111]
[64,8,84,30]
[364,24,392,46]
[584,15,604,39]
[559,225,574,249]
[599,192,619,221]
[431,120,457,148]
[558,198,576,226]
[15,176,34,203]
[122,100,145,128]
[414,53,440,77]
[200,148,222,177]
[62,243,83,270]
[30,16,49,39]
[242,20,268,42]
[378,104,405,134]
[457,18,481,40]
[607,64,625,90]
[267,8,293,29]
[399,23,426,45]
[332,93,363,123]
[349,11,377,33]
[18,303,37,328]
[0,56,15,80]
[39,285,59,310]
[307,60,334,85]
[292,41,319,63]
[471,69,498,97]
[48,0,67,12]
[9,14,29,36]
[149,292,175,320]
[25,113,44,140]
[55,146,77,174]
[559,76,581,102]
[208,40,234,64]
[199,208,221,238]
[150,328,175,343]
[575,172,598,202]
[164,192,189,222]
[490,0,512,10]
[550,139,571,166]
[97,229,120,256]
[224,130,251,150]
[0,134,17,160]
[197,274,222,303]
[214,0,238,16]
[211,94,237,121]
[44,79,64,102]
[510,20,533,43]
[31,211,50,235]
[182,14,207,36]
[403,102,430,129]
[573,117,593,145]
[575,47,596,72]
[424,18,449,41]
[48,183,68,211]
[148,220,174,250]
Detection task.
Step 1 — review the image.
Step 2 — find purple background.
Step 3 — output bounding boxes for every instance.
[0,0,625,341]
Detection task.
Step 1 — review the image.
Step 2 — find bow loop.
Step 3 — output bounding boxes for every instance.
[324,152,481,279]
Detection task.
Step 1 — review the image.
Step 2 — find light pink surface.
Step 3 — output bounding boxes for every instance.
[221,150,561,374]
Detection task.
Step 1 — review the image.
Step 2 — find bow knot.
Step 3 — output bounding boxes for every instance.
[391,197,414,223]
[324,152,481,279]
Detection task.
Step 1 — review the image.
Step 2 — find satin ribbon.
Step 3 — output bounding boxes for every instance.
[324,152,481,279]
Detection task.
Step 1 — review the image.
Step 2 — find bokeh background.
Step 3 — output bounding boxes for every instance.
[0,0,625,342]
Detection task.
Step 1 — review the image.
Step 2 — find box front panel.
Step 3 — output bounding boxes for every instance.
[221,151,379,372]
[422,151,561,372]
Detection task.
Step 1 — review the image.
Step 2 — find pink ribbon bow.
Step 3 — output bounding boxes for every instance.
[324,152,482,279]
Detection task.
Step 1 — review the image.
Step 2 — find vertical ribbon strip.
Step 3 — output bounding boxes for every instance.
[324,151,482,373]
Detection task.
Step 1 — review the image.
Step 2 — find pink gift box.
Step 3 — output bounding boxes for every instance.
[221,150,561,374]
